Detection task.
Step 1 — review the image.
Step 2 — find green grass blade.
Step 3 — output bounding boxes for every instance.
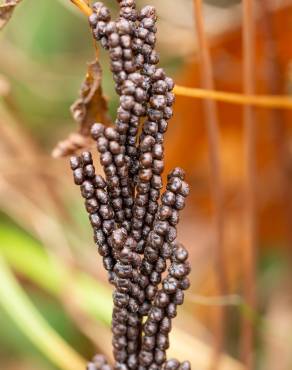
[0,224,112,325]
[0,256,87,370]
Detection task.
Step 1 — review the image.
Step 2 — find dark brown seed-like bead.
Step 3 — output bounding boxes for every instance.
[161,243,172,259]
[127,354,138,369]
[139,168,152,182]
[114,362,127,370]
[84,164,95,178]
[150,270,161,284]
[90,213,101,228]
[179,361,191,370]
[165,76,175,90]
[155,257,166,273]
[179,181,190,197]
[166,227,177,243]
[153,159,164,174]
[127,340,138,354]
[160,316,172,334]
[144,247,159,263]
[153,221,168,235]
[150,95,166,109]
[113,350,128,362]
[151,175,163,190]
[110,46,123,61]
[149,364,160,370]
[140,152,153,168]
[164,106,173,119]
[156,333,169,350]
[73,168,84,185]
[174,194,186,210]
[99,205,114,220]
[94,229,106,245]
[161,191,176,206]
[108,32,120,47]
[166,303,177,318]
[81,152,92,166]
[139,351,153,367]
[155,348,166,365]
[164,359,180,370]
[140,135,155,151]
[98,244,110,257]
[81,181,95,199]
[94,175,107,189]
[173,289,184,305]
[174,245,188,262]
[180,277,191,290]
[127,325,140,339]
[155,290,170,307]
[103,256,114,271]
[158,205,172,220]
[85,198,99,214]
[152,80,168,94]
[145,284,157,300]
[144,320,158,336]
[167,177,182,193]
[140,5,156,19]
[91,123,105,140]
[117,18,131,34]
[153,143,163,159]
[163,277,179,294]
[168,167,185,180]
[100,152,112,166]
[139,301,151,315]
[143,335,155,351]
[70,156,81,170]
[149,306,164,322]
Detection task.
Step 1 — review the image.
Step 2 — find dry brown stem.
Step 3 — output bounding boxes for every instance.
[241,0,257,368]
[192,0,227,368]
[173,86,292,109]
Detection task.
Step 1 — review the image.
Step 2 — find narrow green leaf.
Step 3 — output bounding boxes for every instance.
[0,224,112,325]
[0,256,86,370]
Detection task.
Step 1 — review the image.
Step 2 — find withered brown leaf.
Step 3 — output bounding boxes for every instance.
[0,0,22,30]
[52,59,112,158]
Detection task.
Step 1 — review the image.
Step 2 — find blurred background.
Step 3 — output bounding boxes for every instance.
[1,0,292,369]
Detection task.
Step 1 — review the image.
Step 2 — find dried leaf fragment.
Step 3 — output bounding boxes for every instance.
[0,0,22,30]
[52,59,111,158]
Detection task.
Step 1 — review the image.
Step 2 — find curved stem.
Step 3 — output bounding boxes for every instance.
[70,0,92,16]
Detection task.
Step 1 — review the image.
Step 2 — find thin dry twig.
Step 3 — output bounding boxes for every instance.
[174,85,292,109]
[70,0,92,16]
[258,0,292,249]
[192,0,227,367]
[241,1,257,368]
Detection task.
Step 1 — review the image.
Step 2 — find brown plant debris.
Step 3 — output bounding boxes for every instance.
[52,59,111,158]
[0,0,22,30]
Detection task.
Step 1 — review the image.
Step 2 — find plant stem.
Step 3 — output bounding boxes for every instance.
[70,0,92,16]
[173,85,292,109]
[192,1,227,368]
[241,0,257,368]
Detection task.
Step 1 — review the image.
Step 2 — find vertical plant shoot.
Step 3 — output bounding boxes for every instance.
[70,1,191,369]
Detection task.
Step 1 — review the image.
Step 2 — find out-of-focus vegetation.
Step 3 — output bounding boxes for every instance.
[1,0,292,370]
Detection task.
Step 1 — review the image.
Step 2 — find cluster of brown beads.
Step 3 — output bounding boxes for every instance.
[70,1,191,370]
